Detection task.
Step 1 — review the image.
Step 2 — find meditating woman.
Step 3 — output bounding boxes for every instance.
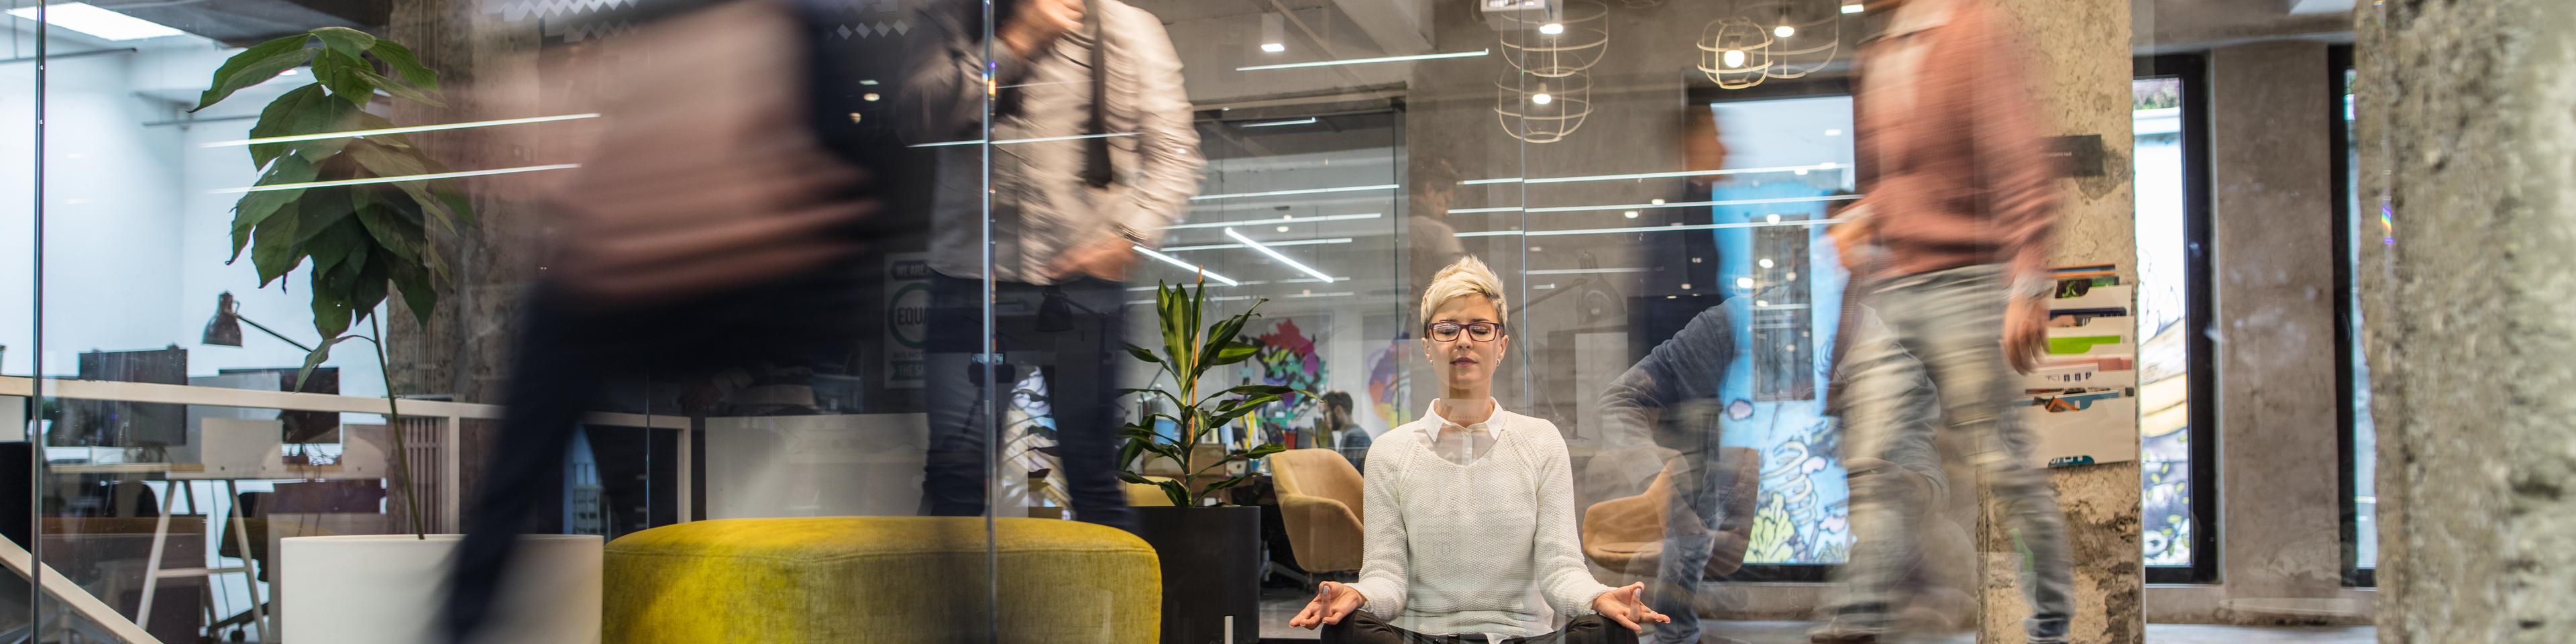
[1290,256,1668,644]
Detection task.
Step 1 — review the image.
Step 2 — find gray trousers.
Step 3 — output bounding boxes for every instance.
[1816,264,2072,643]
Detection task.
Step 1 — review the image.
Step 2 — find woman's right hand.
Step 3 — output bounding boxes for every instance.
[1289,581,1366,629]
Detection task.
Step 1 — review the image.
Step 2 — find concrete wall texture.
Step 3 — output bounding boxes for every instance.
[2356,0,2576,643]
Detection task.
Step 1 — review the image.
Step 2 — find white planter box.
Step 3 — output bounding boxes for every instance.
[280,534,601,644]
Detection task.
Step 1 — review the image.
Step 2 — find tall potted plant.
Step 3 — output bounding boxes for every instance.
[1117,277,1296,644]
[193,28,600,643]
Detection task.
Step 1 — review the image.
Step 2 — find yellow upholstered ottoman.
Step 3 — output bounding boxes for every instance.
[604,517,1160,644]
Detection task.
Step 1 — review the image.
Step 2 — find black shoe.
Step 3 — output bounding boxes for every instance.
[1808,634,1878,644]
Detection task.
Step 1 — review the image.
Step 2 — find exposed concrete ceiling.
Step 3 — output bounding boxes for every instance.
[2137,0,2354,50]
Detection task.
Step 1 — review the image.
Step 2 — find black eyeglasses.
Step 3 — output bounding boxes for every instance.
[1426,321,1504,343]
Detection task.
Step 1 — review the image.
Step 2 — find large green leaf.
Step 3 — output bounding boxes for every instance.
[1122,343,1163,366]
[309,27,377,60]
[1155,480,1191,508]
[311,50,377,106]
[368,40,439,92]
[1207,341,1260,368]
[345,140,465,235]
[293,335,357,392]
[250,201,305,286]
[303,207,366,278]
[193,34,315,112]
[245,85,328,168]
[390,262,437,325]
[290,188,359,248]
[309,268,354,338]
[352,67,443,107]
[1208,394,1283,427]
[355,199,424,264]
[229,154,321,262]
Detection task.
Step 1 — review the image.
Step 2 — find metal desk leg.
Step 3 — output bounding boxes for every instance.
[223,480,269,643]
[133,480,180,625]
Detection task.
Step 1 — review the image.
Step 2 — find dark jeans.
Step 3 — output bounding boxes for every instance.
[1324,611,1640,644]
[920,275,1136,532]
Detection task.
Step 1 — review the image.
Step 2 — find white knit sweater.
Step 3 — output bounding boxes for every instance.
[1346,402,1615,637]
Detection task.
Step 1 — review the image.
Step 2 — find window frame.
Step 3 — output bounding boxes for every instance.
[2135,53,2219,586]
[2327,44,2374,589]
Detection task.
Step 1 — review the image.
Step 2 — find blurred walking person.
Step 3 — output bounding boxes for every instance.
[1812,0,2069,642]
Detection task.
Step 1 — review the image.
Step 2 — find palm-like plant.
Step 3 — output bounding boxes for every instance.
[1117,278,1300,508]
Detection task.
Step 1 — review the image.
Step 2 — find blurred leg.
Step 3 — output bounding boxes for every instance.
[443,288,608,643]
[1814,308,1937,641]
[1895,266,2072,644]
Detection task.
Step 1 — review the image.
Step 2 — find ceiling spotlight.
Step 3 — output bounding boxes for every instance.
[1735,277,1756,289]
[1756,299,1770,307]
[1276,225,1291,232]
[1722,49,1747,69]
[1765,213,1782,224]
[1651,198,1666,205]
[863,93,881,102]
[1825,128,1843,136]
[1532,93,1554,105]
[1841,3,1865,14]
[1540,22,1565,35]
[1758,258,1775,268]
[1794,168,1809,176]
[1623,211,1640,219]
[1774,25,1795,38]
[1260,13,1287,54]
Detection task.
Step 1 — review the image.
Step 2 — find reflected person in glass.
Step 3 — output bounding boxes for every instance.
[900,0,1203,531]
[1291,256,1666,644]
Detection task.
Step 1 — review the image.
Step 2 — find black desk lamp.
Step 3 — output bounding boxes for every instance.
[201,292,314,352]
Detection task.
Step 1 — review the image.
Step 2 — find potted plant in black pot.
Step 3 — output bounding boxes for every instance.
[1118,277,1298,644]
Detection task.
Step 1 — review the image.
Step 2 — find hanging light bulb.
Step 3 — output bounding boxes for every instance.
[1774,24,1795,38]
[1532,92,1554,105]
[1723,49,1747,68]
[1540,22,1565,35]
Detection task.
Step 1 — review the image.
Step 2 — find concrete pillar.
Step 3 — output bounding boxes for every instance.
[2356,1,2576,643]
[1984,0,2141,642]
[2208,40,2345,609]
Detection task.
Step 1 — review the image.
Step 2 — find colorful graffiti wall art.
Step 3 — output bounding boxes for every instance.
[1241,317,1328,415]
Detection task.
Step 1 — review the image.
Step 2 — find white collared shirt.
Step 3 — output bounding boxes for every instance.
[1424,399,1503,466]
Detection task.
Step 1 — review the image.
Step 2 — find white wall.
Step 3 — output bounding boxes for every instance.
[1,30,386,399]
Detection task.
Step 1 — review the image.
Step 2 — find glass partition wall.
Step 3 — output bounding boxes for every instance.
[8,0,2408,642]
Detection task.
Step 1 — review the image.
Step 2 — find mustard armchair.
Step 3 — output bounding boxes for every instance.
[1267,448,1366,575]
[1581,447,1760,580]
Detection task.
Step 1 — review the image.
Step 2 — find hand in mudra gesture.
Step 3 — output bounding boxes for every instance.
[1289,581,1366,629]
[1592,582,1671,631]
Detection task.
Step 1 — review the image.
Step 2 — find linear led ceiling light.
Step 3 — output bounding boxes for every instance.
[1462,162,1845,186]
[9,3,184,41]
[214,164,580,194]
[203,113,603,148]
[1161,237,1354,252]
[1241,117,1318,127]
[1224,228,1336,282]
[1189,183,1398,201]
[909,132,1136,148]
[1161,213,1381,230]
[1452,217,1849,239]
[1237,49,1489,71]
[1132,246,1240,286]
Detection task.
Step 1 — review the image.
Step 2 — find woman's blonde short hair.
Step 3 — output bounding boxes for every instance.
[1419,256,1508,330]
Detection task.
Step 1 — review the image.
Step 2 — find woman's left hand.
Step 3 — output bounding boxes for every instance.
[1591,582,1671,632]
